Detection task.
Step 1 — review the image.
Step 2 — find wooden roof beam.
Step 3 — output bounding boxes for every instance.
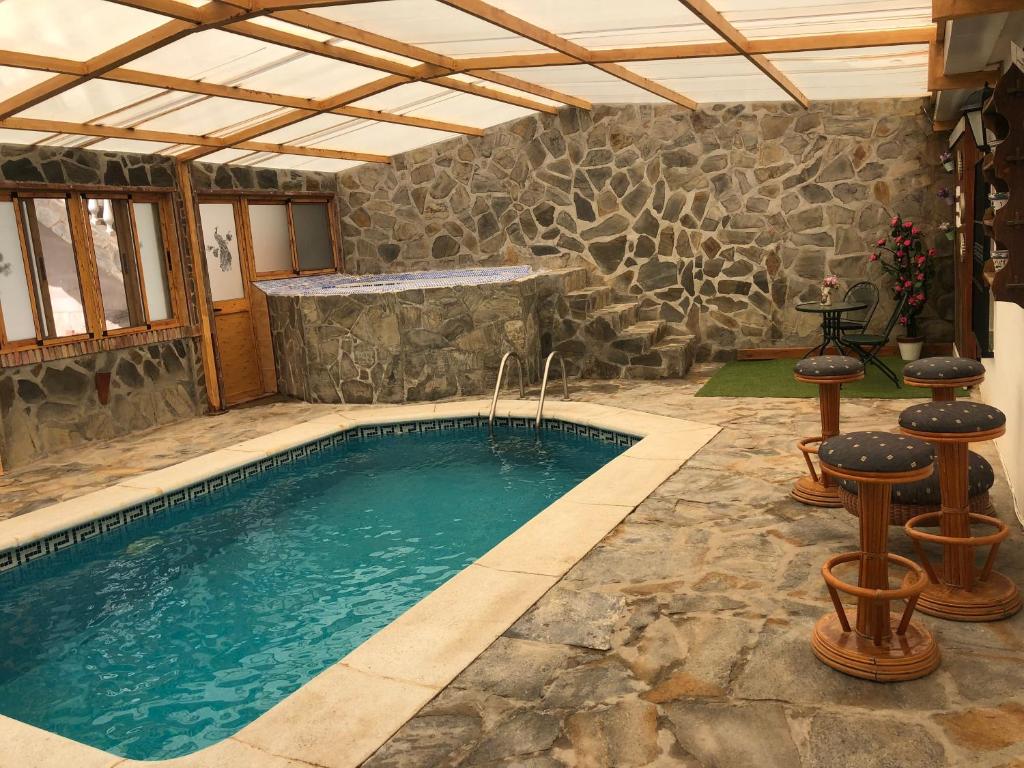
[932,0,1024,22]
[436,0,696,108]
[673,0,810,108]
[927,41,1000,90]
[0,2,260,120]
[0,116,390,163]
[270,9,590,109]
[0,50,485,136]
[177,73,411,162]
[453,28,937,69]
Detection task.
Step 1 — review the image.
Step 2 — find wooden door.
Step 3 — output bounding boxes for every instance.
[198,202,264,406]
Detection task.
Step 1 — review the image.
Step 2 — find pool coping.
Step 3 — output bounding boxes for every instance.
[0,399,720,768]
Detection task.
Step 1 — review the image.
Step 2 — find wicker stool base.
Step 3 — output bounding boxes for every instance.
[902,571,1022,622]
[838,487,993,527]
[811,612,941,682]
[792,476,842,507]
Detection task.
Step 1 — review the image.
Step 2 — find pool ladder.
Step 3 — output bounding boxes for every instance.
[487,351,569,432]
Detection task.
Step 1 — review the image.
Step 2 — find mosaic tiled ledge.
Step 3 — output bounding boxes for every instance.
[256,265,533,296]
[0,416,636,576]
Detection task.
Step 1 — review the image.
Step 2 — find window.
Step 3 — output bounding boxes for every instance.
[0,189,181,350]
[245,199,336,277]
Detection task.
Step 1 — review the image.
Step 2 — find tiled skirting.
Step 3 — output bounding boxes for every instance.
[0,417,636,576]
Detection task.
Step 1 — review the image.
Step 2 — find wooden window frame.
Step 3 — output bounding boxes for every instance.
[0,185,187,354]
[199,191,342,281]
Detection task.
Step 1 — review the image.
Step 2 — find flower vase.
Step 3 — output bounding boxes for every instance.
[943,160,955,172]
[945,230,955,241]
[820,287,832,306]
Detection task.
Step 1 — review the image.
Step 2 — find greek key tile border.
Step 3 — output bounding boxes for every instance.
[0,417,636,576]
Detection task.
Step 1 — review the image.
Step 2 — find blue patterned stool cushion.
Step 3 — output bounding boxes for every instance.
[820,431,933,474]
[899,401,1006,434]
[794,355,864,378]
[837,450,994,504]
[904,356,985,382]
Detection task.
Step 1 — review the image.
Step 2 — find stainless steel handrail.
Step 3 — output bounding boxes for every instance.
[488,351,525,431]
[535,351,569,429]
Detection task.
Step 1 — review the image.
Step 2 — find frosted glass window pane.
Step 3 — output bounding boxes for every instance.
[134,203,172,322]
[199,203,244,301]
[249,204,293,274]
[0,201,36,341]
[90,199,145,330]
[293,204,333,271]
[20,198,87,338]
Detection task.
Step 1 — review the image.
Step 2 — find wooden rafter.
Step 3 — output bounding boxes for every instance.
[455,28,937,69]
[262,9,591,109]
[932,0,1024,22]
[0,50,486,136]
[0,116,391,163]
[436,0,698,108]
[673,0,810,108]
[0,3,263,120]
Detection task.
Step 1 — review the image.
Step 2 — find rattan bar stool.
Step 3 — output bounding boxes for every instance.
[903,356,985,401]
[899,401,1021,622]
[813,432,940,682]
[792,355,865,507]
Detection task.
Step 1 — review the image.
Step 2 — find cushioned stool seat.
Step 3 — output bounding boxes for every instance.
[794,355,865,379]
[837,451,995,525]
[812,431,940,681]
[904,356,985,401]
[900,401,1006,436]
[791,355,864,507]
[899,399,1020,622]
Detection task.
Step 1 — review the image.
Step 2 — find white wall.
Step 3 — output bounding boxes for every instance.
[981,300,1024,524]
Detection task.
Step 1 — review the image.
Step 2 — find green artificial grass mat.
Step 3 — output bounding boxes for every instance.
[695,357,966,399]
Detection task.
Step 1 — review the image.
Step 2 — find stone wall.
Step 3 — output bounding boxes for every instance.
[337,98,954,360]
[0,340,203,466]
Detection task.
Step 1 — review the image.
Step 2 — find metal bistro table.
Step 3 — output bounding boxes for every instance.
[797,300,868,358]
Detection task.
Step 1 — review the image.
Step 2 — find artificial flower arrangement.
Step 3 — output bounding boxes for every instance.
[940,150,954,172]
[870,214,937,344]
[820,274,839,305]
[939,221,954,241]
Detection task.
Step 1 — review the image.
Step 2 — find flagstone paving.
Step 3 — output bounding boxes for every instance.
[2,367,1023,767]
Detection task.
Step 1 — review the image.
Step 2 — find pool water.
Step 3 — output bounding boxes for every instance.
[0,425,624,760]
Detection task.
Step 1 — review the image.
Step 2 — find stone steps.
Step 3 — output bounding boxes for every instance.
[584,302,640,340]
[609,319,667,355]
[566,285,612,315]
[623,334,698,379]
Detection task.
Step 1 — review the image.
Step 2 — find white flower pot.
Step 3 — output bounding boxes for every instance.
[943,160,955,172]
[897,338,924,362]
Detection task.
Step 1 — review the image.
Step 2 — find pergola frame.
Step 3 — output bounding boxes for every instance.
[0,0,949,166]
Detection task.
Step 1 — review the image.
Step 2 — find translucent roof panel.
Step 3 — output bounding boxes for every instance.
[133,98,285,137]
[497,65,669,104]
[0,0,167,60]
[491,0,721,48]
[196,148,255,166]
[0,67,53,103]
[309,0,556,57]
[246,114,357,146]
[246,153,364,174]
[0,128,65,146]
[626,57,791,103]
[130,30,384,100]
[21,80,165,123]
[351,82,534,127]
[769,45,929,100]
[85,138,186,155]
[248,17,423,68]
[716,1,933,40]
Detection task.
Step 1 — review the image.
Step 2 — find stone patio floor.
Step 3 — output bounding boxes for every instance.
[3,366,1024,767]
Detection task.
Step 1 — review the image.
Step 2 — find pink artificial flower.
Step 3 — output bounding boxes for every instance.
[905,220,914,228]
[903,239,912,247]
[911,227,920,235]
[916,254,926,266]
[903,279,912,288]
[927,248,936,257]
[876,238,886,247]
[916,292,925,302]
[916,272,924,280]
[890,216,899,226]
[894,284,903,293]
[869,253,879,262]
[899,315,908,325]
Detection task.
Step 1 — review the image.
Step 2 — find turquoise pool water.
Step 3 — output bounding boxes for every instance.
[0,424,624,760]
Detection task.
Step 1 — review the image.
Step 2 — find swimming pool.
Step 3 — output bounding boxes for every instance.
[0,421,625,760]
